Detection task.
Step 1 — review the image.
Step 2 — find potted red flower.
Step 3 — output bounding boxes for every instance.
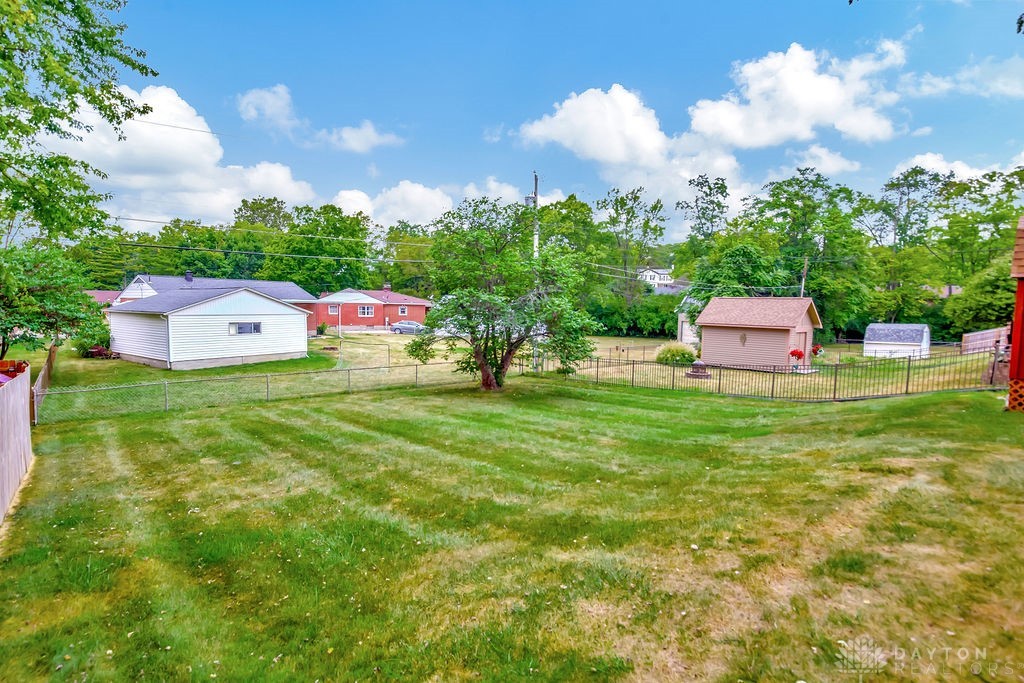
[789,348,804,370]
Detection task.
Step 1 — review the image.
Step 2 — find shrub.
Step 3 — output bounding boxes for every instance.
[72,316,111,357]
[316,322,328,336]
[655,342,697,365]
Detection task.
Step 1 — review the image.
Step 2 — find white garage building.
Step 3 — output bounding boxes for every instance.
[109,287,311,370]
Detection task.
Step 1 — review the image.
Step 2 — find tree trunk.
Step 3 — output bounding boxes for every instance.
[474,347,501,390]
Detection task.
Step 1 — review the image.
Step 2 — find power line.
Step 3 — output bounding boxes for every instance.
[117,242,433,264]
[113,216,434,250]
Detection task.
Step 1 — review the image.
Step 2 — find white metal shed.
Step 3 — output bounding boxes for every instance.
[863,323,931,359]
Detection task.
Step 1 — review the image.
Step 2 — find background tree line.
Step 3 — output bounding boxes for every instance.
[63,162,1023,343]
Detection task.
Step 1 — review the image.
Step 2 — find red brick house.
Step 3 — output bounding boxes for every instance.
[315,286,432,330]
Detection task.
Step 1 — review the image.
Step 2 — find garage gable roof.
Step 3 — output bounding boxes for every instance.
[124,274,317,302]
[107,288,309,316]
[695,297,822,329]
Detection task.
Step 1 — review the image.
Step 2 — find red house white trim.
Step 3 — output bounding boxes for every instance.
[313,287,432,330]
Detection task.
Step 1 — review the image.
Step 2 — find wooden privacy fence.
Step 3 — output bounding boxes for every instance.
[961,325,1011,355]
[532,348,1003,402]
[0,363,33,526]
[30,343,58,425]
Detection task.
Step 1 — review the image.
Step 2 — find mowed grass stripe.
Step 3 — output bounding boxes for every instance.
[2,381,1023,681]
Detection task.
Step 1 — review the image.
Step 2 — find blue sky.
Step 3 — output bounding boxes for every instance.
[59,0,1024,240]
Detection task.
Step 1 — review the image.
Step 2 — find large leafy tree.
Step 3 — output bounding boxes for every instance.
[928,169,1024,284]
[370,221,433,296]
[0,247,99,359]
[1,0,156,244]
[595,187,667,305]
[738,169,873,338]
[673,174,729,274]
[407,198,595,390]
[943,253,1018,335]
[258,204,370,295]
[684,242,790,322]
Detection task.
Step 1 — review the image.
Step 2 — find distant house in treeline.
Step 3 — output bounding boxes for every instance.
[695,297,822,367]
[313,285,432,330]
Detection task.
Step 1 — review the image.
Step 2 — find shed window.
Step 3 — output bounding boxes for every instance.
[328,304,339,315]
[358,305,374,317]
[229,322,262,335]
[398,305,408,316]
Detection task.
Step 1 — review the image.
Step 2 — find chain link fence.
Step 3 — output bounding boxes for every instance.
[36,362,464,424]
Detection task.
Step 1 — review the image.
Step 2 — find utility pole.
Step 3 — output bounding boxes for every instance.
[526,172,540,373]
[799,256,809,298]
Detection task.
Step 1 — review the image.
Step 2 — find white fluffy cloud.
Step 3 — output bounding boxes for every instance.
[316,120,404,154]
[237,83,302,135]
[793,144,861,175]
[689,41,902,148]
[955,56,1024,98]
[521,84,669,167]
[517,37,914,239]
[463,176,522,203]
[332,181,453,227]
[903,56,1024,99]
[893,152,996,178]
[47,85,316,225]
[238,84,404,153]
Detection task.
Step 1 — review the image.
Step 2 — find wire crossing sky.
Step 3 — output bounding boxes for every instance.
[48,1,1024,241]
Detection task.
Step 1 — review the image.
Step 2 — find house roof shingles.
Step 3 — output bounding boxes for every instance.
[357,289,431,306]
[864,323,929,345]
[133,275,317,302]
[695,297,822,329]
[85,290,119,304]
[110,287,305,315]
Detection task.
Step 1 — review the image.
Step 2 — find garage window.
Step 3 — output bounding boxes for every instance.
[328,304,339,315]
[229,322,262,335]
[398,306,408,316]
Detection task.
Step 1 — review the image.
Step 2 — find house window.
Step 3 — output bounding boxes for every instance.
[358,305,374,317]
[398,306,408,316]
[328,304,339,315]
[229,322,262,335]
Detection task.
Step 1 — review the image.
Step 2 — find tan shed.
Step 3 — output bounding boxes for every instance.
[695,297,822,368]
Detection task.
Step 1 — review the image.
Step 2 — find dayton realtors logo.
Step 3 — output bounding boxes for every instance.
[835,634,1020,679]
[836,635,888,679]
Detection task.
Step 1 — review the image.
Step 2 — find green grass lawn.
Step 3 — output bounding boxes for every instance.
[2,381,1023,680]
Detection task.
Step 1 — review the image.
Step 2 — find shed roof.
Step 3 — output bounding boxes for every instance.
[695,297,822,329]
[126,274,317,302]
[108,287,308,316]
[864,323,930,344]
[1012,215,1024,278]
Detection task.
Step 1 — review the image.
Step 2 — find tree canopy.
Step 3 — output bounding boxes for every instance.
[0,246,99,359]
[406,198,595,390]
[1,0,156,245]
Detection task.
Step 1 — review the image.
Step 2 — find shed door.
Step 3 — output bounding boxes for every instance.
[796,332,807,359]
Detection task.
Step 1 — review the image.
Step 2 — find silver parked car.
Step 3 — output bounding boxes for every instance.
[391,320,425,334]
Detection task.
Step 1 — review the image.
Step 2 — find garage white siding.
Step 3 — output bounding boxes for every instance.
[167,290,307,368]
[168,315,306,364]
[109,313,168,364]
